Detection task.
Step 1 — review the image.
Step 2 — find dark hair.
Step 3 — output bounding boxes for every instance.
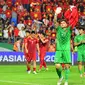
[41,32,46,36]
[39,31,46,36]
[31,31,35,34]
[59,19,68,24]
[16,37,21,41]
[78,26,85,30]
[26,30,30,33]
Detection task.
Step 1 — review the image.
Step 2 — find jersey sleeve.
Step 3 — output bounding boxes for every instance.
[56,26,60,31]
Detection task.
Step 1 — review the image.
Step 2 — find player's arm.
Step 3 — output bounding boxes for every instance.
[53,13,59,28]
[24,39,28,53]
[40,37,48,44]
[74,37,81,46]
[25,43,28,53]
[74,42,81,46]
[22,42,24,52]
[53,7,62,28]
[74,40,82,46]
[81,40,85,44]
[71,40,74,52]
[36,43,40,56]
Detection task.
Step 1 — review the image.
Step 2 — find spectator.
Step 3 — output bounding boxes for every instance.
[78,3,84,12]
[3,28,8,42]
[22,0,30,12]
[13,27,19,42]
[17,20,25,30]
[0,11,6,21]
[13,37,21,51]
[18,27,26,38]
[42,16,49,26]
[48,39,56,52]
[11,10,17,26]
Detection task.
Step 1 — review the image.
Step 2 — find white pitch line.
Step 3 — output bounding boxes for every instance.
[0,80,41,85]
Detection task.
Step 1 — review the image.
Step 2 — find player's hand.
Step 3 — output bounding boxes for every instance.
[38,34,41,37]
[38,51,40,56]
[55,7,62,15]
[70,5,75,11]
[82,40,85,44]
[79,41,82,45]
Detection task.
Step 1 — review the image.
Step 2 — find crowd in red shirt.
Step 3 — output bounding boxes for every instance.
[0,0,85,52]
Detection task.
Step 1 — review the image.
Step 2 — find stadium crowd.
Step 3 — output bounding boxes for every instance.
[0,0,85,52]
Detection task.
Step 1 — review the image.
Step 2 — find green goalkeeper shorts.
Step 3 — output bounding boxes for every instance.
[77,50,85,62]
[54,50,71,64]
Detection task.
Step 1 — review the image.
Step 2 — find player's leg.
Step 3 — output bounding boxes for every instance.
[55,64,63,79]
[25,53,31,74]
[42,52,48,70]
[63,51,71,85]
[39,48,43,71]
[26,62,31,74]
[55,64,63,85]
[64,64,70,85]
[39,58,43,71]
[78,62,82,77]
[39,51,44,71]
[33,60,37,74]
[83,53,85,77]
[43,60,48,70]
[84,62,85,77]
[54,51,63,85]
[39,50,47,71]
[32,53,37,74]
[77,52,83,77]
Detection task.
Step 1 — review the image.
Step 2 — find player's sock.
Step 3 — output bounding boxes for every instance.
[56,66,62,78]
[33,67,36,71]
[27,67,30,71]
[84,67,85,76]
[27,66,31,74]
[79,70,82,75]
[33,68,37,74]
[43,61,47,68]
[65,69,70,82]
[84,67,85,73]
[26,63,30,71]
[39,60,43,69]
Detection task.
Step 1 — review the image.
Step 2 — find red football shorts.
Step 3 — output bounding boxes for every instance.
[29,52,36,61]
[24,53,31,63]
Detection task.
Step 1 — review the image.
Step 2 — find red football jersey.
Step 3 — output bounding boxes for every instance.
[28,38,38,54]
[39,38,48,51]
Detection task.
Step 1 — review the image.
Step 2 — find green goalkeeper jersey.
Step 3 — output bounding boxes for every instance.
[74,34,85,51]
[56,26,71,51]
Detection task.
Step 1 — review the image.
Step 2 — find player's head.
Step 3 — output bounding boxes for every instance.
[39,31,46,38]
[59,19,68,28]
[31,31,35,38]
[26,30,30,37]
[78,26,85,35]
[16,37,21,42]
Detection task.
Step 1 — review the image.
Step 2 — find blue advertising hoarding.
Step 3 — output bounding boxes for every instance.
[0,52,77,65]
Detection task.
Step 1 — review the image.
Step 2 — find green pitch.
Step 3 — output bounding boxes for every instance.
[0,65,85,85]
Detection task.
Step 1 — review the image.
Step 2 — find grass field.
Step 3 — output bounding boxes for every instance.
[0,65,85,85]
